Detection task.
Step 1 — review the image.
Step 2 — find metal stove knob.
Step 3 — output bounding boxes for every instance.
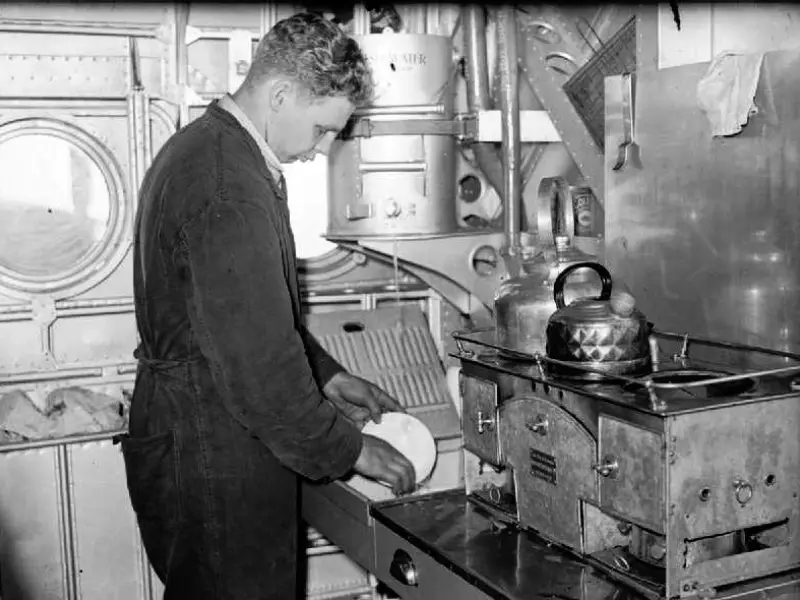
[592,455,620,479]
[649,542,667,562]
[389,549,419,587]
[384,200,402,218]
[526,415,549,435]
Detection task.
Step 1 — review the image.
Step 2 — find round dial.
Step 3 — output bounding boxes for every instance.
[471,245,499,277]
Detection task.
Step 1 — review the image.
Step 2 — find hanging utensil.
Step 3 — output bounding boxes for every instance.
[612,72,638,171]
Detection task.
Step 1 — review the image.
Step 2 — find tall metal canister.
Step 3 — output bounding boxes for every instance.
[326,34,458,239]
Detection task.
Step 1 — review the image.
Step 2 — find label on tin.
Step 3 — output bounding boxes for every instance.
[571,187,596,237]
[367,51,428,73]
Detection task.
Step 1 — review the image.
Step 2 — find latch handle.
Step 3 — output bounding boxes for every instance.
[345,203,373,221]
[476,409,496,434]
[592,455,619,479]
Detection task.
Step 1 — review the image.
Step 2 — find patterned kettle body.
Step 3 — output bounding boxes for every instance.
[545,261,652,375]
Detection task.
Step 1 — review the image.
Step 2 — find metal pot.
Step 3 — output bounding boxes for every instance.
[545,262,652,378]
[494,236,603,357]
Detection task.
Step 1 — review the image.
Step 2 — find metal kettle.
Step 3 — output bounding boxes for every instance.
[545,262,652,378]
[494,235,605,357]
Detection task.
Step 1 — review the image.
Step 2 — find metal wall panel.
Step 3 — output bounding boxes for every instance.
[0,446,66,600]
[0,34,165,98]
[67,439,146,600]
[658,3,800,70]
[0,68,177,374]
[605,52,800,357]
[51,314,138,366]
[0,436,162,600]
[187,4,263,32]
[0,3,170,29]
[0,323,40,372]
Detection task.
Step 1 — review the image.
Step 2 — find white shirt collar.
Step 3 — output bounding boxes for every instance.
[218,94,284,183]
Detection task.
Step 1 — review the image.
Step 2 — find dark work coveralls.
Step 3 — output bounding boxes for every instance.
[120,100,363,599]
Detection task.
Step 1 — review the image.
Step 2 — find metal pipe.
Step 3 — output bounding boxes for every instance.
[496,7,522,248]
[461,6,505,199]
[174,3,190,126]
[354,104,445,117]
[358,162,427,173]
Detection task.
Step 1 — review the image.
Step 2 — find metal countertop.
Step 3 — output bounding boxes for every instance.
[370,490,800,600]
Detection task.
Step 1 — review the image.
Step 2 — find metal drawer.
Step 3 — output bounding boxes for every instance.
[373,521,491,600]
[302,436,463,575]
[302,480,376,572]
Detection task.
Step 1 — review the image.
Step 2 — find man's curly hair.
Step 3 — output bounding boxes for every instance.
[245,13,374,107]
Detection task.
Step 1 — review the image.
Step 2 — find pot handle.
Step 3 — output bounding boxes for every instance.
[553,261,613,309]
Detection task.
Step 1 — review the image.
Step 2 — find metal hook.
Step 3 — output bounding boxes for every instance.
[612,73,635,172]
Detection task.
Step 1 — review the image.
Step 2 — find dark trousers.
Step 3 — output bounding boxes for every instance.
[119,361,302,599]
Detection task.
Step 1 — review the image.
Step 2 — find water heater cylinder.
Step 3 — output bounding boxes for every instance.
[327,34,458,239]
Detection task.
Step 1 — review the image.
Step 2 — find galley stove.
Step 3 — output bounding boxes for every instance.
[454,310,800,598]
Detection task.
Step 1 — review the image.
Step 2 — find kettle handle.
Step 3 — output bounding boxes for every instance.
[553,261,613,309]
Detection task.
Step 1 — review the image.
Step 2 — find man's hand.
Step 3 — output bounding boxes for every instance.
[326,398,371,430]
[323,372,404,425]
[354,434,416,495]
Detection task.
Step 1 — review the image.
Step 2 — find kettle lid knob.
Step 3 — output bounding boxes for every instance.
[609,290,637,317]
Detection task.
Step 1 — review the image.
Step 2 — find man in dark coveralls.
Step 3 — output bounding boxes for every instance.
[122,12,416,599]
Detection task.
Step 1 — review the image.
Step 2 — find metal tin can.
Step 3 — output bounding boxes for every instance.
[570,186,597,237]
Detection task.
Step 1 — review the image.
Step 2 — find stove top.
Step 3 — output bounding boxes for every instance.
[451,328,800,416]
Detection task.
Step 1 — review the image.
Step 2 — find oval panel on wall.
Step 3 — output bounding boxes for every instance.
[0,117,128,300]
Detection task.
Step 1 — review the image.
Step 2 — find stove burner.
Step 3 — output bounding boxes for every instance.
[624,369,756,398]
[497,350,651,383]
[545,362,652,383]
[496,348,535,362]
[494,348,759,395]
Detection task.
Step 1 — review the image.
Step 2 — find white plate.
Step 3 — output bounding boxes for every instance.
[362,412,437,484]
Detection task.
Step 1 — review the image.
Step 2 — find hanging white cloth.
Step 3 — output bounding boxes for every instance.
[696,51,765,137]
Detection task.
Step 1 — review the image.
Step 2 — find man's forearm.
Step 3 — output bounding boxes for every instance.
[300,325,346,387]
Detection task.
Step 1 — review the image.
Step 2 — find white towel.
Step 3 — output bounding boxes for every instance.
[696,51,765,137]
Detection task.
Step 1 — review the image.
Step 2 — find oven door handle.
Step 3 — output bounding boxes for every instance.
[389,548,420,587]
